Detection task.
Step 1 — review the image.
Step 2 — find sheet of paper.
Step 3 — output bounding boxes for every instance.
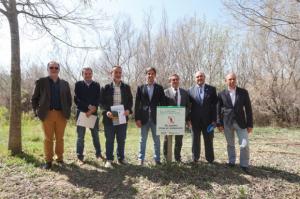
[111,105,126,125]
[76,112,97,129]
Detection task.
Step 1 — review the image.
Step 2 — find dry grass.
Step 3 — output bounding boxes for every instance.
[0,122,299,199]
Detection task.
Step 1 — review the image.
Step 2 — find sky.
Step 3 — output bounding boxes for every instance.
[0,0,229,69]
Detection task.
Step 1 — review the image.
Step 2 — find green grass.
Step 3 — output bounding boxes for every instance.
[0,120,300,198]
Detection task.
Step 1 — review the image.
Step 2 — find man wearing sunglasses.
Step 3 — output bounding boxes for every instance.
[31,61,72,169]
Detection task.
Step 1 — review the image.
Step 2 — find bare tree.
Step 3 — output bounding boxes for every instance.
[223,0,300,41]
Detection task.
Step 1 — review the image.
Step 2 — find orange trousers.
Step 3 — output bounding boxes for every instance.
[42,110,67,162]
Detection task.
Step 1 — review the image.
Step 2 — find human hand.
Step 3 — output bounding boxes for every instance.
[124,110,130,116]
[217,126,224,132]
[106,111,113,119]
[247,127,253,134]
[136,120,142,128]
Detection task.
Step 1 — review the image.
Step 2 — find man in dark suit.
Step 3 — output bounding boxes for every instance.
[74,67,104,165]
[217,72,253,174]
[188,71,217,163]
[163,74,190,162]
[135,67,166,165]
[100,65,133,168]
[31,61,72,169]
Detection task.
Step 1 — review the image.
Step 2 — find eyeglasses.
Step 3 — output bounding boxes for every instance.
[171,79,179,81]
[49,67,59,70]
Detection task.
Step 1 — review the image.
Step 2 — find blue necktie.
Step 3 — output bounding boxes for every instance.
[198,87,203,104]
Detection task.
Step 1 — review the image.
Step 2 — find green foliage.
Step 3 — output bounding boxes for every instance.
[0,106,9,126]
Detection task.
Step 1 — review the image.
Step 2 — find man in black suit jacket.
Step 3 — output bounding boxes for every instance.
[163,74,190,162]
[135,67,166,165]
[100,65,133,168]
[188,71,217,163]
[217,72,253,174]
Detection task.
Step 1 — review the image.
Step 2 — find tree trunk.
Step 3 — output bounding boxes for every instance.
[8,0,22,154]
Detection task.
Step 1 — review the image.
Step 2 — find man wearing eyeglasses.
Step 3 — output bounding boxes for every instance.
[163,74,190,163]
[31,61,72,169]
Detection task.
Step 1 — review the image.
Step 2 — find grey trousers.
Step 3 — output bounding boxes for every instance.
[224,121,250,167]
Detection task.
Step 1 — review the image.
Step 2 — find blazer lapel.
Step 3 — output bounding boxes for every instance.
[151,84,158,102]
[234,87,239,107]
[203,84,209,102]
[225,89,234,107]
[179,88,184,106]
[143,84,150,102]
[45,78,51,100]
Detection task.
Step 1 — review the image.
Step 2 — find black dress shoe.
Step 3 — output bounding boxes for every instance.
[241,167,250,174]
[56,160,65,165]
[227,163,235,168]
[155,161,162,165]
[42,162,52,169]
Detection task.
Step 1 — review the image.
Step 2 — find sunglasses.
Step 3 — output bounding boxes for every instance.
[49,67,59,70]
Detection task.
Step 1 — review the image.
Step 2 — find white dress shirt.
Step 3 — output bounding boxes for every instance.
[228,87,236,106]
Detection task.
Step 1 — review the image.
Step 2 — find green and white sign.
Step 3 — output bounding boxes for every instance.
[156,106,185,135]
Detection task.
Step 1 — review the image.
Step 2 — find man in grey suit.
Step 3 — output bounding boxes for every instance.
[217,72,253,174]
[188,71,217,163]
[163,74,190,162]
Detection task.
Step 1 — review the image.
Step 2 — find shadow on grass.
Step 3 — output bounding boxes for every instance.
[15,152,43,167]
[15,153,300,198]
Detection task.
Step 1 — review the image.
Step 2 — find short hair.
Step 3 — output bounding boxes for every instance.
[145,67,156,74]
[225,72,236,80]
[112,65,122,71]
[82,67,93,75]
[168,74,180,81]
[47,61,60,68]
[195,71,205,77]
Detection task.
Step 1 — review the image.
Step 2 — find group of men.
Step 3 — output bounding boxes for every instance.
[31,60,253,174]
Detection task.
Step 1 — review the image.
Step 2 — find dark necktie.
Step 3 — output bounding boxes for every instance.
[174,89,178,106]
[198,87,203,104]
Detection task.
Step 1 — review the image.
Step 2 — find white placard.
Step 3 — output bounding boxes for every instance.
[156,106,185,135]
[111,105,126,125]
[76,112,97,129]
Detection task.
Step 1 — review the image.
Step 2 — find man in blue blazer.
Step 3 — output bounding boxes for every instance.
[188,71,217,163]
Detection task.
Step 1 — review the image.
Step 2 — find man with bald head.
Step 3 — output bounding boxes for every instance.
[31,61,72,169]
[217,72,253,174]
[188,71,217,163]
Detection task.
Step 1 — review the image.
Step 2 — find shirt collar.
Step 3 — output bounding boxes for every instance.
[48,76,60,83]
[171,87,179,92]
[228,87,236,92]
[84,80,93,86]
[196,83,205,89]
[113,81,121,87]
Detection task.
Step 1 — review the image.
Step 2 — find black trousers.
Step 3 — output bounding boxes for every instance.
[192,124,214,162]
[163,135,183,161]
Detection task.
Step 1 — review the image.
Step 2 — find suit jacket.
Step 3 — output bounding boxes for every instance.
[100,82,133,125]
[134,83,166,125]
[217,87,253,129]
[31,77,72,121]
[188,84,217,128]
[164,87,190,121]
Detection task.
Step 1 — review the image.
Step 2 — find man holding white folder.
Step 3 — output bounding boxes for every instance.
[74,67,104,165]
[100,65,133,168]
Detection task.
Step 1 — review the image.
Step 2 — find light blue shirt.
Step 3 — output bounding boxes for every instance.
[147,84,154,100]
